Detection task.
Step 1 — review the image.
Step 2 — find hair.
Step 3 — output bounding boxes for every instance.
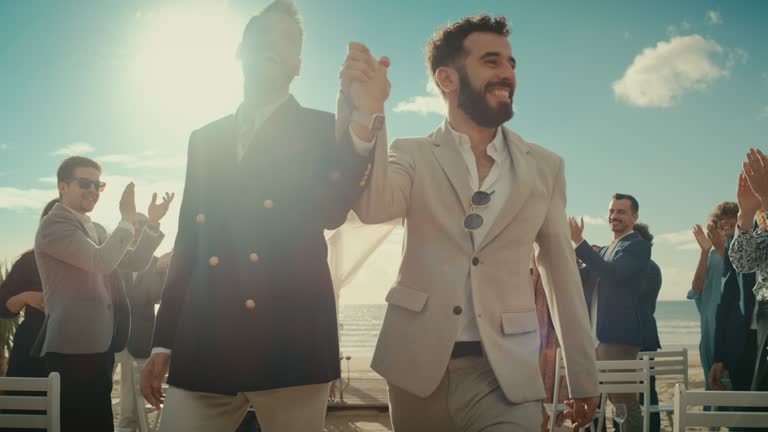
[56,156,101,184]
[40,198,60,221]
[633,222,654,245]
[242,0,304,43]
[708,201,739,227]
[425,14,509,81]
[612,193,639,214]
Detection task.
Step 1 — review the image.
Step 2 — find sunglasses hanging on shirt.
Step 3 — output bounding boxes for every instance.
[464,190,495,231]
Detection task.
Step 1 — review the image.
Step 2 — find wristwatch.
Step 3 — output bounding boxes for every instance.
[351,110,385,134]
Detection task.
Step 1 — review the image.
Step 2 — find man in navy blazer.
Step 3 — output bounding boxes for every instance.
[570,193,651,432]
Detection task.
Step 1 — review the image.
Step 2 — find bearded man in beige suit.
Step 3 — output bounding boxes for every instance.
[338,15,599,431]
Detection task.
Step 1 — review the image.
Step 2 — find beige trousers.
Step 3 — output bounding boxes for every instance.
[115,350,146,431]
[388,355,542,432]
[158,382,331,432]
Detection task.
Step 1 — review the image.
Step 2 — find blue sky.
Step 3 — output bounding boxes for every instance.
[1,0,766,303]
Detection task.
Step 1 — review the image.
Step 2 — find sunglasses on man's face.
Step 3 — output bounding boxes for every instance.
[70,177,106,192]
[464,190,495,231]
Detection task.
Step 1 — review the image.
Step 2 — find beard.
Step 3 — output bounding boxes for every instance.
[456,68,514,129]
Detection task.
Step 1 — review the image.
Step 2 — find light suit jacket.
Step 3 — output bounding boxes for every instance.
[338,97,598,403]
[34,203,163,355]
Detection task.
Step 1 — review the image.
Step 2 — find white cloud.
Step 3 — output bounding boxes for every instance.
[582,215,608,225]
[0,187,58,210]
[38,176,57,184]
[707,10,722,25]
[612,34,737,108]
[656,229,698,251]
[51,142,95,157]
[0,144,9,150]
[393,81,447,116]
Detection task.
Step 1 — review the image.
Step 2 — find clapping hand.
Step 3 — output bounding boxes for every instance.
[119,182,137,223]
[147,192,175,225]
[568,216,585,244]
[692,224,712,252]
[743,148,768,205]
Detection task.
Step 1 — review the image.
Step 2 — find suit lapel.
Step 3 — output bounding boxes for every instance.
[477,127,536,252]
[239,96,303,166]
[430,123,474,214]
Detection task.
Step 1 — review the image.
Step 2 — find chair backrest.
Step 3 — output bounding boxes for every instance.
[673,384,768,431]
[639,348,688,386]
[595,356,652,432]
[0,372,60,432]
[549,349,651,432]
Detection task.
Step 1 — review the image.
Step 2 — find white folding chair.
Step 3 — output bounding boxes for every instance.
[548,349,651,432]
[638,348,688,427]
[673,383,768,430]
[0,372,61,431]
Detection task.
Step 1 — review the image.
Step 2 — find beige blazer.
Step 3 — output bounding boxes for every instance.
[338,96,598,403]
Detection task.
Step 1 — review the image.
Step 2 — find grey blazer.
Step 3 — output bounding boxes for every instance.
[33,204,164,355]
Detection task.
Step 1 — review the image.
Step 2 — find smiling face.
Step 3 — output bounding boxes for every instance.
[608,198,638,236]
[454,32,516,128]
[58,167,102,214]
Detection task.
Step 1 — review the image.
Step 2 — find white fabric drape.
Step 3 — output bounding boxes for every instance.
[325,212,398,305]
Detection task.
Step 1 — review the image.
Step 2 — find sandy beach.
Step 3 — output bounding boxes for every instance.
[112,350,708,432]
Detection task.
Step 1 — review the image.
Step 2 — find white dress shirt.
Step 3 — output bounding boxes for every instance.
[352,120,514,341]
[235,94,290,163]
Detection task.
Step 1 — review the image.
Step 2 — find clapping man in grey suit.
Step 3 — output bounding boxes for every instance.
[34,156,173,431]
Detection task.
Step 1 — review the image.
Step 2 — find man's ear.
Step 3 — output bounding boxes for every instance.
[435,66,459,94]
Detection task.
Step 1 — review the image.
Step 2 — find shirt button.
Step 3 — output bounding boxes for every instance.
[263,200,274,209]
[245,299,256,310]
[453,306,463,316]
[196,213,206,224]
[249,253,260,263]
[472,257,480,266]
[208,256,219,267]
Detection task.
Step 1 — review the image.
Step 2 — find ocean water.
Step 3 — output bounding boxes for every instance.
[338,301,701,355]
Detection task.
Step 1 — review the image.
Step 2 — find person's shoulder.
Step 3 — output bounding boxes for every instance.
[504,128,563,167]
[192,114,236,144]
[13,249,36,268]
[298,106,334,123]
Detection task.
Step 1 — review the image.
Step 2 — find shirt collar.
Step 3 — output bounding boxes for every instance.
[60,203,92,225]
[612,230,635,243]
[446,121,508,161]
[236,94,291,132]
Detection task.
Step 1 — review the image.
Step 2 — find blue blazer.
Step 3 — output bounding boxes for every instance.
[575,231,651,346]
[638,260,662,351]
[713,238,756,369]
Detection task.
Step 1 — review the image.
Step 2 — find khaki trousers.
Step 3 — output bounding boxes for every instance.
[158,382,331,432]
[388,355,542,432]
[596,343,643,432]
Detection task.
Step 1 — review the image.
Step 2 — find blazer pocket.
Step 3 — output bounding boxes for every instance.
[385,285,429,313]
[500,310,538,335]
